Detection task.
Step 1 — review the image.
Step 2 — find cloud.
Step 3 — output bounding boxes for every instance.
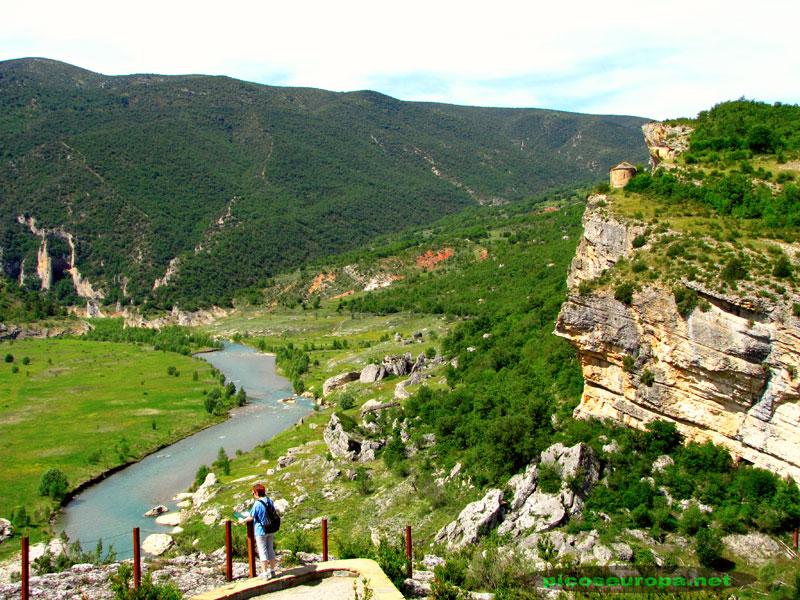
[2,0,799,119]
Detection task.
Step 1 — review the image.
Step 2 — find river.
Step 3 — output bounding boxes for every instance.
[54,343,314,558]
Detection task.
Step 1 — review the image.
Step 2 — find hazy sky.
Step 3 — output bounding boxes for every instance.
[3,0,798,120]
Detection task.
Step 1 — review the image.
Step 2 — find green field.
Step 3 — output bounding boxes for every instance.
[0,338,221,550]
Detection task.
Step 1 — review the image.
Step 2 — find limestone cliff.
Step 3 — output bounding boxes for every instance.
[555,195,800,480]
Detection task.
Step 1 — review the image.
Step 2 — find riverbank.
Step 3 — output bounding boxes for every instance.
[0,338,222,559]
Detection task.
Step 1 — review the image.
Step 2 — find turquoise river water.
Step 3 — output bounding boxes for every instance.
[54,342,314,558]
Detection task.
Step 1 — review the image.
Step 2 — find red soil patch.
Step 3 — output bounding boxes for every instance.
[416,248,453,271]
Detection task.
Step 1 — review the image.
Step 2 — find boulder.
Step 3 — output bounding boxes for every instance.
[192,473,219,507]
[0,519,12,543]
[611,542,634,562]
[323,413,361,460]
[278,454,296,469]
[498,492,565,537]
[323,372,360,396]
[651,455,675,472]
[141,534,174,556]
[274,499,289,514]
[394,384,410,400]
[384,353,414,376]
[434,489,504,549]
[722,532,784,564]
[360,364,386,383]
[144,504,169,517]
[155,512,186,527]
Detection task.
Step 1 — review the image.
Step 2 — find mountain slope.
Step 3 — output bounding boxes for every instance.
[0,57,650,308]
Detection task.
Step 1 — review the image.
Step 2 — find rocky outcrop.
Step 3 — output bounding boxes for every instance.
[359,364,385,383]
[555,199,800,481]
[434,489,505,550]
[641,122,693,169]
[322,372,361,397]
[499,443,600,538]
[435,443,600,547]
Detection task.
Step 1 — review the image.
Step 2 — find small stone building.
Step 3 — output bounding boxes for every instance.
[610,162,637,188]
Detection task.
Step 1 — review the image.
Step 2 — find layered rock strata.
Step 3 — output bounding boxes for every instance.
[555,198,800,480]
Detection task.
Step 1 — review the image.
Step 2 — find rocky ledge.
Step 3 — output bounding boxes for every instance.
[555,197,800,480]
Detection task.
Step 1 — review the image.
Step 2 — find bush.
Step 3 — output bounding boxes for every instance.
[21,356,30,365]
[338,391,355,411]
[680,505,708,536]
[614,282,634,305]
[335,532,375,560]
[4,353,13,363]
[632,234,646,248]
[640,369,655,386]
[194,464,211,489]
[110,562,182,600]
[537,463,561,494]
[212,447,231,476]
[694,526,723,567]
[38,468,68,500]
[11,506,29,528]
[721,258,746,283]
[773,255,792,278]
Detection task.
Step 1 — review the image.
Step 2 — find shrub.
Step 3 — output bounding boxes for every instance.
[338,391,355,411]
[631,504,652,528]
[680,505,707,536]
[694,526,723,567]
[614,282,634,306]
[641,369,655,386]
[38,468,68,500]
[721,257,746,283]
[632,235,647,248]
[622,355,635,372]
[282,529,316,555]
[193,464,211,489]
[110,562,182,600]
[11,506,29,528]
[335,532,375,560]
[537,463,561,494]
[673,285,699,317]
[4,353,13,363]
[773,255,792,278]
[21,356,30,365]
[212,447,231,476]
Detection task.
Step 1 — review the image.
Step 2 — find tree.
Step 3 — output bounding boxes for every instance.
[213,447,231,476]
[39,468,69,500]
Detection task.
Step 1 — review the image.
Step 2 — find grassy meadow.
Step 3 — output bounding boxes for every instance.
[0,338,220,551]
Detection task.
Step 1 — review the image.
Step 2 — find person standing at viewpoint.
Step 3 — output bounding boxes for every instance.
[241,483,279,579]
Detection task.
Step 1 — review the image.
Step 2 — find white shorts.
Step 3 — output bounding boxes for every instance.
[255,534,275,562]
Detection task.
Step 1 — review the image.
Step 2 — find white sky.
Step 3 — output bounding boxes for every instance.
[2,0,798,120]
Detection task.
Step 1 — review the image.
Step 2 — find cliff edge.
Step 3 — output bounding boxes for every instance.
[555,172,800,481]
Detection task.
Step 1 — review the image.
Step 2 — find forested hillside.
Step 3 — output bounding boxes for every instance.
[0,58,649,309]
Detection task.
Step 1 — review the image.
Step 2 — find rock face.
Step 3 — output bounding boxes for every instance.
[434,489,505,550]
[555,197,800,481]
[499,443,600,538]
[322,372,361,397]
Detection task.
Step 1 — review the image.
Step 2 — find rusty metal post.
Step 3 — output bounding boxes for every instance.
[795,527,799,550]
[322,519,328,562]
[406,526,412,579]
[225,520,233,581]
[246,520,256,577]
[133,527,141,588]
[21,536,29,600]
